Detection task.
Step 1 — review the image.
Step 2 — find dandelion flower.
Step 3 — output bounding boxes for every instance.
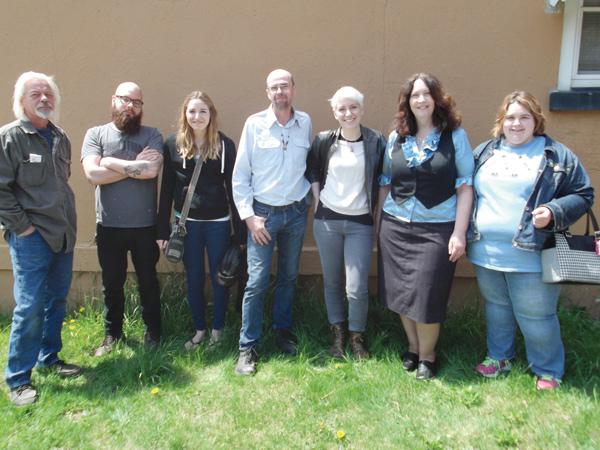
[62,322,66,326]
[151,388,159,395]
[319,422,324,427]
[335,364,340,369]
[79,307,85,312]
[336,430,345,439]
[69,326,75,330]
[69,319,75,323]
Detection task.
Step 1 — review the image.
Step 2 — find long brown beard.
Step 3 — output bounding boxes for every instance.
[111,107,143,134]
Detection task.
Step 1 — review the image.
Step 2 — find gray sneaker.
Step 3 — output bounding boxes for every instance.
[235,348,258,375]
[94,334,119,358]
[10,383,37,406]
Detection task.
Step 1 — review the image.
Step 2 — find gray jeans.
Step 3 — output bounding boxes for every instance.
[313,219,374,331]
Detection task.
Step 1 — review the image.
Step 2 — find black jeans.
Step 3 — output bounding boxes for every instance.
[96,224,161,337]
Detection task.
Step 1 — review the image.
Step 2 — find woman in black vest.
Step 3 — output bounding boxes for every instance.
[376,74,474,380]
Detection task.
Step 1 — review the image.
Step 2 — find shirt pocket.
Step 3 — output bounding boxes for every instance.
[19,157,47,187]
[57,155,72,180]
[255,138,282,167]
[291,136,310,165]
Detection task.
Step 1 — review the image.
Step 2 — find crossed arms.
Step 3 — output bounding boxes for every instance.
[82,147,163,186]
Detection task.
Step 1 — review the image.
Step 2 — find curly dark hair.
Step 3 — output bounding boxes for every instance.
[391,73,462,136]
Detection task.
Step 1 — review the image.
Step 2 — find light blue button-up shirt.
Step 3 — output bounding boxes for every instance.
[233,106,312,220]
[379,127,474,222]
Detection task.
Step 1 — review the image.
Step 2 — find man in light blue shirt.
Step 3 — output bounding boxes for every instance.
[233,69,312,374]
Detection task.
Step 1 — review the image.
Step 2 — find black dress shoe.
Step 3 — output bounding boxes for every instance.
[416,359,439,380]
[402,351,419,372]
[144,331,161,350]
[275,328,298,355]
[49,360,83,378]
[235,348,258,375]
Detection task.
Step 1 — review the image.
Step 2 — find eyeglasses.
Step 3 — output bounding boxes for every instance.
[267,84,291,93]
[115,95,143,108]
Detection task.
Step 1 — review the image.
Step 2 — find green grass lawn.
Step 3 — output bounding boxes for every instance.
[1,274,599,450]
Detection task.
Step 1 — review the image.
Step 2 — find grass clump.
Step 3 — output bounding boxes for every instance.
[0,274,599,449]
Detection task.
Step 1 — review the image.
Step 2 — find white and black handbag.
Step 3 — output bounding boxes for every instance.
[541,209,600,285]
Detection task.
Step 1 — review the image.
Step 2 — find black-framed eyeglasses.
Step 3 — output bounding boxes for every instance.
[115,95,143,108]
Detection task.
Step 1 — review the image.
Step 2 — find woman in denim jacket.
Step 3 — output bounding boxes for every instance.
[306,86,385,360]
[466,91,594,390]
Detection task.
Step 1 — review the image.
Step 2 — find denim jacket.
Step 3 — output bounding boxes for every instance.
[305,125,386,216]
[467,135,594,252]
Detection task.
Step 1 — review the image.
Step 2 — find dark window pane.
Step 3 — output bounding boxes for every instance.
[578,12,600,73]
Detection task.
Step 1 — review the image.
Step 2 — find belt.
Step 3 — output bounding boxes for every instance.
[253,198,305,211]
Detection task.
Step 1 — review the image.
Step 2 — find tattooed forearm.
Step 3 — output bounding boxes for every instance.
[123,160,161,178]
[123,164,144,177]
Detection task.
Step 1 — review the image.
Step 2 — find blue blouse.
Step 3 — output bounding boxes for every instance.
[380,127,474,222]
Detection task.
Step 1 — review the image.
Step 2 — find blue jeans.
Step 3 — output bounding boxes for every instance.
[239,200,308,350]
[5,230,73,389]
[313,219,373,332]
[182,220,231,331]
[473,265,565,379]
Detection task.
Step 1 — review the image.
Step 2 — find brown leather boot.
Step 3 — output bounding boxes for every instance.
[330,323,346,358]
[349,331,369,360]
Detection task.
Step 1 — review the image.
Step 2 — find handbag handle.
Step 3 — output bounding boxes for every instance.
[584,208,599,235]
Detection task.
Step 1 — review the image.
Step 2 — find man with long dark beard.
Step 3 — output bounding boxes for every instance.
[81,82,164,357]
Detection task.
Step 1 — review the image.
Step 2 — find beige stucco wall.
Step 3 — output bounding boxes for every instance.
[1,0,599,314]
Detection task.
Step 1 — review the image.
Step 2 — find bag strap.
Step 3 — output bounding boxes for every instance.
[585,208,599,235]
[177,156,205,231]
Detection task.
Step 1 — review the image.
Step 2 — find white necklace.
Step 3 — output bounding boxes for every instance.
[415,135,427,147]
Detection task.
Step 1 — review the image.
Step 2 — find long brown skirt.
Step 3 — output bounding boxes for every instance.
[377,211,456,324]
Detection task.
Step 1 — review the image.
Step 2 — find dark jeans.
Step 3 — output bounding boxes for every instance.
[182,220,231,331]
[96,224,161,337]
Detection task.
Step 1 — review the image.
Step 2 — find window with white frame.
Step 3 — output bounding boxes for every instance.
[557,0,600,89]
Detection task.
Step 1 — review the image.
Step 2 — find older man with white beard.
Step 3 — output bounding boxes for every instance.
[0,71,81,406]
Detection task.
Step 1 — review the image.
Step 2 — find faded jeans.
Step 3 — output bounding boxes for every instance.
[473,264,565,379]
[5,230,73,389]
[239,199,307,350]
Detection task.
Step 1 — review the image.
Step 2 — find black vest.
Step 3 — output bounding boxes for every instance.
[390,129,456,209]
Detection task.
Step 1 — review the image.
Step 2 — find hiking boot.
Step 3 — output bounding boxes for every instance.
[330,323,346,358]
[536,375,562,390]
[144,331,161,350]
[10,383,37,406]
[235,348,258,375]
[349,331,369,360]
[276,328,298,356]
[476,357,512,378]
[49,360,82,378]
[94,334,121,358]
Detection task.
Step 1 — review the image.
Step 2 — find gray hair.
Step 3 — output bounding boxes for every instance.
[329,86,364,109]
[13,71,61,122]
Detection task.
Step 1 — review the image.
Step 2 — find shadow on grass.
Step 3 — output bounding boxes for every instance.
[2,273,599,403]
